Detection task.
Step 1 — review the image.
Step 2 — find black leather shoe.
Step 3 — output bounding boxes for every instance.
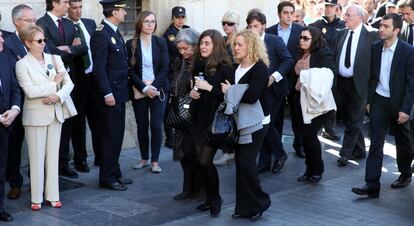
[75,161,90,173]
[391,175,412,189]
[210,199,223,217]
[195,202,211,212]
[59,166,79,178]
[337,157,348,167]
[7,187,21,200]
[310,175,322,183]
[99,182,127,191]
[257,165,271,174]
[321,131,341,141]
[295,149,306,158]
[272,154,288,173]
[116,177,133,185]
[250,212,263,222]
[297,174,310,182]
[0,211,13,222]
[351,185,379,198]
[173,192,190,200]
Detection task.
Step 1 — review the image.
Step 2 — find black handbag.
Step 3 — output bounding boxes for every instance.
[207,102,237,148]
[165,95,192,129]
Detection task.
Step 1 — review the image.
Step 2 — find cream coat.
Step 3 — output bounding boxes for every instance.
[15,53,74,126]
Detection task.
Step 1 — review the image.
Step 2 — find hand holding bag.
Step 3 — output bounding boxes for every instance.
[207,102,237,149]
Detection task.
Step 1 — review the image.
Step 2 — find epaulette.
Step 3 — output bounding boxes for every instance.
[96,24,104,31]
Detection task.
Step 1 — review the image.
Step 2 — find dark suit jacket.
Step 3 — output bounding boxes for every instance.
[266,23,303,60]
[37,13,87,68]
[90,21,129,103]
[126,35,169,92]
[335,25,378,100]
[0,29,12,39]
[368,39,414,116]
[310,47,336,74]
[264,33,293,99]
[0,52,21,114]
[4,33,27,68]
[400,22,411,44]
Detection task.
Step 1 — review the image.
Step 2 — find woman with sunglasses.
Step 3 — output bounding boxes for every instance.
[127,11,169,173]
[213,11,241,167]
[15,25,74,210]
[189,29,234,217]
[293,26,336,183]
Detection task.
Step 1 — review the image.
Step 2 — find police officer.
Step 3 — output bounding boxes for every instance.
[90,0,132,191]
[311,0,345,141]
[162,6,190,148]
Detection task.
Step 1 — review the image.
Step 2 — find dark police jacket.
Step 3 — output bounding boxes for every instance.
[90,21,129,103]
[311,16,345,53]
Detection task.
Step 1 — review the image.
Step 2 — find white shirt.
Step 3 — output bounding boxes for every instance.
[71,19,93,74]
[47,11,61,28]
[376,39,398,98]
[235,63,270,125]
[260,33,283,83]
[339,23,363,77]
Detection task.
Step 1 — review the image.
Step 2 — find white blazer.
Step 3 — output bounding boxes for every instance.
[16,53,74,126]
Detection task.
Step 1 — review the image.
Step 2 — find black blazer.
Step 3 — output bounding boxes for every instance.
[237,60,270,117]
[37,13,87,68]
[0,53,21,115]
[4,33,27,68]
[0,29,12,39]
[266,23,303,60]
[309,47,336,74]
[264,33,293,99]
[335,26,378,100]
[126,35,169,92]
[368,39,414,116]
[190,63,234,128]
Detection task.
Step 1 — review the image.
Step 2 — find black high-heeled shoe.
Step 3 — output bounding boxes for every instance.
[210,198,223,217]
[310,175,322,183]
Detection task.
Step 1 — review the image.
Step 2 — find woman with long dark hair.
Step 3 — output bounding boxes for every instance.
[188,29,234,217]
[293,26,336,183]
[127,11,169,173]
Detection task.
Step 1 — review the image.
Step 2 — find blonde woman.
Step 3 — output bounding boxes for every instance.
[16,25,74,210]
[221,29,271,221]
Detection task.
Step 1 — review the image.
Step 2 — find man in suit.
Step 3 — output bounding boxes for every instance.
[335,4,378,166]
[352,14,414,198]
[0,30,21,222]
[246,10,294,174]
[312,0,346,142]
[3,4,36,201]
[67,0,100,173]
[37,0,88,179]
[90,0,132,191]
[266,1,305,159]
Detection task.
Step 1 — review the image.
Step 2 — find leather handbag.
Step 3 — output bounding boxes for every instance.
[207,102,237,148]
[165,95,192,129]
[51,55,77,119]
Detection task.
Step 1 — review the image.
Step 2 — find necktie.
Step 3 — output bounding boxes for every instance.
[75,23,91,69]
[408,24,414,46]
[57,19,65,40]
[345,30,353,69]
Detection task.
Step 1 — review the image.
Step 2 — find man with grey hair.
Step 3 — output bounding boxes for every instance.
[3,4,37,200]
[335,4,379,166]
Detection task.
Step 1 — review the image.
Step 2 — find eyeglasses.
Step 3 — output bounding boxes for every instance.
[300,36,312,41]
[143,20,156,25]
[222,21,235,26]
[18,18,37,23]
[32,38,47,44]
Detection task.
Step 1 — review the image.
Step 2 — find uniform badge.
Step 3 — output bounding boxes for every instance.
[96,24,104,31]
[111,37,116,44]
[322,27,327,34]
[168,34,176,42]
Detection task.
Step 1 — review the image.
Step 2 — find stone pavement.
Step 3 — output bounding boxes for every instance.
[3,121,414,226]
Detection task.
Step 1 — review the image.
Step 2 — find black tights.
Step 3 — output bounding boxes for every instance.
[196,145,220,206]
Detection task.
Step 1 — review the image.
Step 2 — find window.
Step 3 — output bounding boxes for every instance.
[119,0,142,36]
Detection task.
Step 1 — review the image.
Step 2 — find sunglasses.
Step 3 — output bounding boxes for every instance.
[300,36,312,41]
[33,38,47,44]
[222,21,235,26]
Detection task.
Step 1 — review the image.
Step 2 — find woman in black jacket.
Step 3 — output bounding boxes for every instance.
[293,26,336,183]
[188,29,234,217]
[127,11,169,173]
[221,29,271,221]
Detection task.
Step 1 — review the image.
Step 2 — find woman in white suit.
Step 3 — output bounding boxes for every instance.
[15,25,74,210]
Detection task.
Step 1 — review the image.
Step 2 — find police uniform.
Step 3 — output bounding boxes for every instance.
[90,0,131,190]
[311,16,345,53]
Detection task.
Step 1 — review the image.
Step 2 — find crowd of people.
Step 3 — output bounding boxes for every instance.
[0,0,414,223]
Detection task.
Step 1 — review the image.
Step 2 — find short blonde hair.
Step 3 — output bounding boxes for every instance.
[232,29,269,66]
[19,24,44,45]
[222,11,240,26]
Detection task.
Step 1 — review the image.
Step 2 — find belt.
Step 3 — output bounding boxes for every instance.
[339,76,353,80]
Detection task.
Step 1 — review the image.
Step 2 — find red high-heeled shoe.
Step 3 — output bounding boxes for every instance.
[46,200,62,208]
[31,203,41,211]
